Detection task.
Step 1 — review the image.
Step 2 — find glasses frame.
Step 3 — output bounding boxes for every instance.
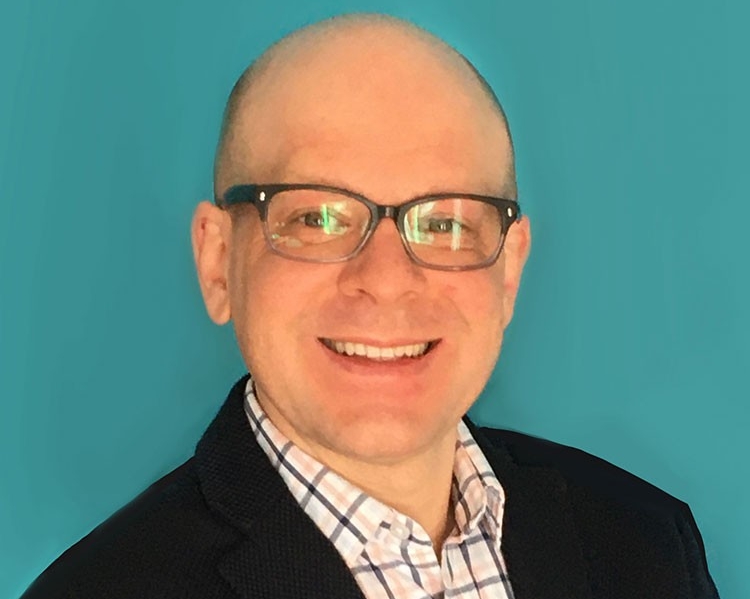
[217,183,522,271]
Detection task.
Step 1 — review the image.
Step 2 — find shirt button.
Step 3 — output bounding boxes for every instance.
[391,521,409,540]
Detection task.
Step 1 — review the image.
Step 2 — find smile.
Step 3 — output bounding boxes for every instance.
[319,338,437,360]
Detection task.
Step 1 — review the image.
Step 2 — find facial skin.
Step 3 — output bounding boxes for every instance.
[192,16,530,545]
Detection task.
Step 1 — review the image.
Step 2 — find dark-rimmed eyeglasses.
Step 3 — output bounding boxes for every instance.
[216,183,521,271]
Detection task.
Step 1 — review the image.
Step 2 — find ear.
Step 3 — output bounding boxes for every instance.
[501,215,531,327]
[190,201,232,325]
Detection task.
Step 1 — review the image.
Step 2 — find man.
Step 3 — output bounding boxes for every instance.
[22,13,718,599]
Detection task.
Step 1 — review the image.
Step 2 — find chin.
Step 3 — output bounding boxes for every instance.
[316,407,455,464]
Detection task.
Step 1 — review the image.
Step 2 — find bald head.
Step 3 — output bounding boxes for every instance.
[213,14,516,201]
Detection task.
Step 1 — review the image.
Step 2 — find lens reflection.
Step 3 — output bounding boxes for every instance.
[268,190,369,259]
[404,199,501,266]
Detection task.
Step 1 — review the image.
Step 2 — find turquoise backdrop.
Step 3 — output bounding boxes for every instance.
[1,0,746,597]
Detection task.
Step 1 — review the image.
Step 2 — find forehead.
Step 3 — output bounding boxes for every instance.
[229,28,512,198]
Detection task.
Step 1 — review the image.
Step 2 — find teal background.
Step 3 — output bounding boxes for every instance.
[1,0,746,597]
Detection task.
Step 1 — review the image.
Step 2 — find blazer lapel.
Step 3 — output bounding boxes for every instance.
[467,421,593,599]
[195,375,365,599]
[217,506,366,599]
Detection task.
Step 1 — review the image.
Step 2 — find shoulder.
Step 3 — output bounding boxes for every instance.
[21,459,239,599]
[476,425,690,518]
[473,426,719,597]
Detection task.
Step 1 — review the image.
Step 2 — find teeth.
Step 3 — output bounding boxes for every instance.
[324,339,431,360]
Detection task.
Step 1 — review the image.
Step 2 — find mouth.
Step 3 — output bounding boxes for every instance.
[319,338,439,361]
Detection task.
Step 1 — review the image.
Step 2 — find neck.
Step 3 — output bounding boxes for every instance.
[334,436,458,552]
[253,388,460,553]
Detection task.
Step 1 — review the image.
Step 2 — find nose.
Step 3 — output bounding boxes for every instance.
[336,218,428,302]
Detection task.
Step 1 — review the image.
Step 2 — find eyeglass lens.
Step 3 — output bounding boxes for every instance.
[265,188,504,267]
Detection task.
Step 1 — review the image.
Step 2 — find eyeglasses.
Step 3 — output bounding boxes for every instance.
[217,183,521,271]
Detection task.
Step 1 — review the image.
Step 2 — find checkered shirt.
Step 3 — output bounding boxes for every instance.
[243,379,515,599]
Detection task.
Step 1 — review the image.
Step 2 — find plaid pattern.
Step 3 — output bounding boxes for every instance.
[244,379,515,599]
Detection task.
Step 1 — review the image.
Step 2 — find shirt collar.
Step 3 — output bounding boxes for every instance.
[452,420,506,542]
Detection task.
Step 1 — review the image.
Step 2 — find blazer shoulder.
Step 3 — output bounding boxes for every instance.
[21,458,239,599]
[475,427,720,598]
[477,426,687,515]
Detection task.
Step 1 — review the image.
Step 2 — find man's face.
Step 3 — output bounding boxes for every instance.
[196,33,530,466]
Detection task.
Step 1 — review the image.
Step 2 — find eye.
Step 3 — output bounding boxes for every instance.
[302,212,328,228]
[293,207,349,235]
[425,218,466,234]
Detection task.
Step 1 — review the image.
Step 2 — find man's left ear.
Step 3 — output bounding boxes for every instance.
[190,201,233,325]
[501,215,531,327]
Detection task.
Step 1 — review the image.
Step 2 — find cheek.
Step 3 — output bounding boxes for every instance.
[430,270,507,412]
[227,229,290,362]
[234,252,332,356]
[444,267,508,386]
[443,264,507,334]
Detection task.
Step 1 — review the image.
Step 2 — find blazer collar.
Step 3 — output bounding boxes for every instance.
[196,375,590,599]
[466,419,592,599]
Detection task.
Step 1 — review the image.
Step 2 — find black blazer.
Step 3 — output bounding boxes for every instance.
[22,374,719,599]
